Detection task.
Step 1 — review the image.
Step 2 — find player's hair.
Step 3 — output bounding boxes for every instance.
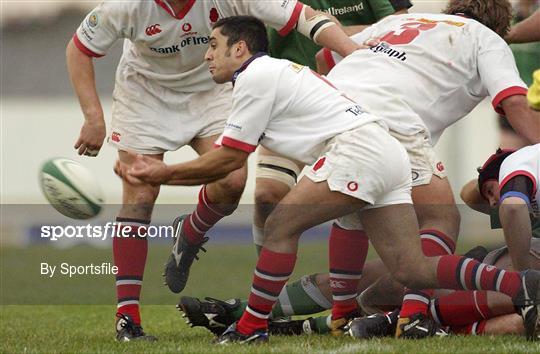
[443,0,512,37]
[212,16,269,54]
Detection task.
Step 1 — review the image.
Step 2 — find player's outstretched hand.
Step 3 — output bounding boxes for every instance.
[125,154,171,186]
[74,120,106,157]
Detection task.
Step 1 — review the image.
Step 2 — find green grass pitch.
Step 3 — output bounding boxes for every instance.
[1,244,539,353]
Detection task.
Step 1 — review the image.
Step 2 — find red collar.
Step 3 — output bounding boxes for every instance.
[154,0,196,20]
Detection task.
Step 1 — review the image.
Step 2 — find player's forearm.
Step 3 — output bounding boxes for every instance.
[303,6,358,57]
[499,197,532,271]
[342,25,370,36]
[166,149,245,186]
[505,9,540,44]
[460,179,490,214]
[66,40,104,123]
[502,95,540,144]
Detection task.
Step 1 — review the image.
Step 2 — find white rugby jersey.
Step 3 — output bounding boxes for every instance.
[215,55,380,164]
[74,0,303,92]
[323,13,527,144]
[499,144,540,216]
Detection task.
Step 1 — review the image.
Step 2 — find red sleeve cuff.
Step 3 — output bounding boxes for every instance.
[492,86,528,115]
[323,48,336,71]
[73,34,104,58]
[221,136,257,153]
[278,2,303,36]
[499,170,537,196]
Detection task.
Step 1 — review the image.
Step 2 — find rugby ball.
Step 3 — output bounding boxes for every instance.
[40,158,104,219]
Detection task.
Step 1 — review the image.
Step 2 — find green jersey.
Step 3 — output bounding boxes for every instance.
[510,5,540,86]
[268,0,412,70]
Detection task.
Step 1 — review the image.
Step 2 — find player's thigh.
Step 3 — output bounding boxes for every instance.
[412,175,460,233]
[266,177,367,244]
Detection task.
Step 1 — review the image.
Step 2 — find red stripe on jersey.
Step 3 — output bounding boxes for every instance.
[221,136,257,153]
[73,34,104,58]
[492,86,528,115]
[323,48,336,70]
[499,170,537,196]
[278,2,304,36]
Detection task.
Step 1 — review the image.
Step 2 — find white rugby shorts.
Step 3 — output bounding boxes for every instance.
[389,130,447,186]
[107,66,231,154]
[305,122,412,208]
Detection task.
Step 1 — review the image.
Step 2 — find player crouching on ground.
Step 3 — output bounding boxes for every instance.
[461,145,540,272]
[115,16,540,344]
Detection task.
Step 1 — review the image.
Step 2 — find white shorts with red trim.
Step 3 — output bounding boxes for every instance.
[108,65,231,154]
[389,130,447,186]
[305,122,412,207]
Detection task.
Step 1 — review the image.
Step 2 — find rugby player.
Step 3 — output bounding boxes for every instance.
[315,0,540,337]
[67,0,361,341]
[253,0,412,254]
[115,16,540,343]
[178,0,540,339]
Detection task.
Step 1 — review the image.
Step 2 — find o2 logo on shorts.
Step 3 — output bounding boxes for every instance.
[436,162,445,172]
[347,182,359,192]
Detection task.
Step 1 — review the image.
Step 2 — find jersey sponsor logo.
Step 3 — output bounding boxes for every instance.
[347,182,359,192]
[149,36,209,54]
[281,0,291,8]
[225,122,242,131]
[345,105,365,116]
[209,8,219,23]
[145,24,162,36]
[87,12,99,28]
[324,3,364,17]
[369,42,407,61]
[182,23,192,32]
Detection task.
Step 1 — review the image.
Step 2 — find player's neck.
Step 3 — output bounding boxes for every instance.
[165,0,190,15]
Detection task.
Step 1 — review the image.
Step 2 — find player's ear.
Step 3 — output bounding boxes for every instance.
[235,40,248,57]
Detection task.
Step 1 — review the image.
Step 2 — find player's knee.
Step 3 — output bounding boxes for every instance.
[255,155,300,207]
[216,169,247,198]
[388,262,426,289]
[254,181,289,211]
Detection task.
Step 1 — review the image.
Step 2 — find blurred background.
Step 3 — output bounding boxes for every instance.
[0,1,538,304]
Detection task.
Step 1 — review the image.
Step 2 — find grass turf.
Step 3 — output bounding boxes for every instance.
[1,244,539,353]
[1,305,539,353]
